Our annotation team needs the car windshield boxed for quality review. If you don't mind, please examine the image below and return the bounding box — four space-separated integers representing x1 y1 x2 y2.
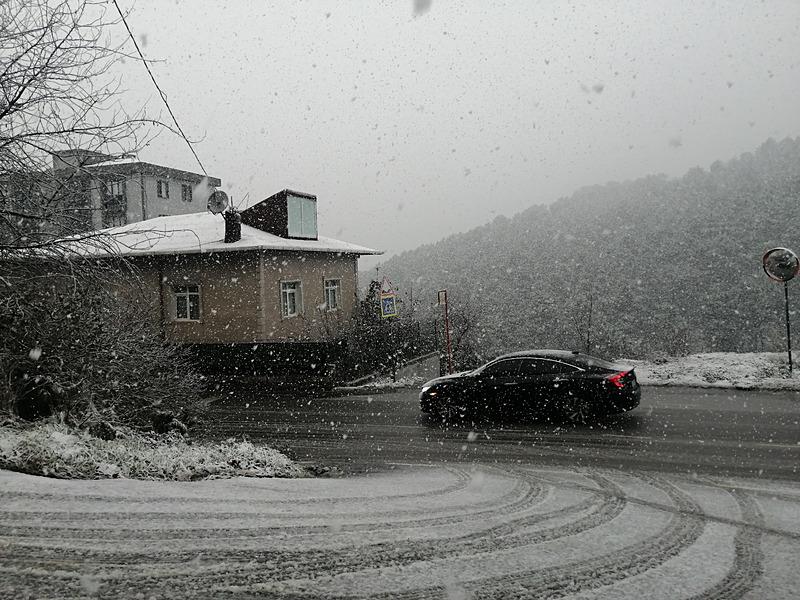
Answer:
2 1 798 598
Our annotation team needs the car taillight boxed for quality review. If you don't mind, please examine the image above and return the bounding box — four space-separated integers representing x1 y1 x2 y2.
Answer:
606 370 630 389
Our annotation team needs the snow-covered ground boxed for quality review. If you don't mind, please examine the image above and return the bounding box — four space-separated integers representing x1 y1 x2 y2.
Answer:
1 463 798 598
628 352 800 391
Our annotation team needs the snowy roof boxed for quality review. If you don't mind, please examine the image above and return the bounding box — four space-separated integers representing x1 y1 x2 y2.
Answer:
77 212 382 258
83 156 140 168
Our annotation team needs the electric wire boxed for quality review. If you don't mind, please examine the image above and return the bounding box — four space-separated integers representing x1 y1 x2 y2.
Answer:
111 0 209 177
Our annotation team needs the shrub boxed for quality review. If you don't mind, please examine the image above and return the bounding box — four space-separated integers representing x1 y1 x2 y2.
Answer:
0 421 305 480
0 256 206 429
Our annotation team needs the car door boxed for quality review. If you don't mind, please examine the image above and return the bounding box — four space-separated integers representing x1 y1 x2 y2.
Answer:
472 358 522 416
515 359 582 413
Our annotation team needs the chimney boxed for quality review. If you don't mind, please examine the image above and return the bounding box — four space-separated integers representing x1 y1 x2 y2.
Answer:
223 210 241 243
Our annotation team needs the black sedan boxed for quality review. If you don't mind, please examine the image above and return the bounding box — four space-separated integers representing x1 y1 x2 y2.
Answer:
419 350 640 422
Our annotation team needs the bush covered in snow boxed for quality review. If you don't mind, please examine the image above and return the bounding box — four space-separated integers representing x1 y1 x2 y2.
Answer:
0 421 305 480
0 258 207 430
627 352 800 390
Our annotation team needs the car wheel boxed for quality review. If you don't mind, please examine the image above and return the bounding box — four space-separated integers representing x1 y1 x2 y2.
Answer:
439 401 469 424
562 392 592 423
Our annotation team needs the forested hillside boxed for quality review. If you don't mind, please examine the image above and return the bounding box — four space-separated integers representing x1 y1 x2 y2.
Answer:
377 138 800 359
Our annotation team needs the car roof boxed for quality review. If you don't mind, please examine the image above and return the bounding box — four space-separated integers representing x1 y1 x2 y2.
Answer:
489 350 625 370
494 349 588 361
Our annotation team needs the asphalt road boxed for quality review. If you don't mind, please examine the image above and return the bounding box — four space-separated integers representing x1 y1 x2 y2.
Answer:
207 385 800 480
3 386 799 598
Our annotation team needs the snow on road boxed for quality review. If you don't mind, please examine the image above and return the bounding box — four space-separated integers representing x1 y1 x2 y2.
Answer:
1 464 798 599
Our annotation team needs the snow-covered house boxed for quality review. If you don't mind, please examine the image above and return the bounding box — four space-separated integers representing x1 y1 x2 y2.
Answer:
51 149 223 229
0 149 221 244
83 189 381 382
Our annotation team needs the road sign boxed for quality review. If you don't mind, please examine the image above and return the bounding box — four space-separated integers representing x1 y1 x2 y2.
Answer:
381 275 395 294
763 247 800 282
762 247 798 375
380 293 398 318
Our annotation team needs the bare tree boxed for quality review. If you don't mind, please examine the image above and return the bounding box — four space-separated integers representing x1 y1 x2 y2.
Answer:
0 0 157 251
445 297 485 370
0 0 203 428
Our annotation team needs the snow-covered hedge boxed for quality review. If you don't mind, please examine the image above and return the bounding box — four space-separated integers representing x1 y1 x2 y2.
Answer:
0 422 305 480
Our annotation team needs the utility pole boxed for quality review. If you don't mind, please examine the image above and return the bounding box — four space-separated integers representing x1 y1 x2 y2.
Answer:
438 290 453 374
586 287 593 353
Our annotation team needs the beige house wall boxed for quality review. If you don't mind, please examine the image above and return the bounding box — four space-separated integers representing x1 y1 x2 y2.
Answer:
159 252 263 344
130 249 359 344
260 250 358 341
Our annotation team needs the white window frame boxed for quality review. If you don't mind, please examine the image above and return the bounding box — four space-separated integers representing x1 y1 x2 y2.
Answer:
324 278 341 311
157 179 170 199
286 194 317 238
280 280 303 318
110 180 125 200
173 284 201 321
103 180 126 227
181 183 192 203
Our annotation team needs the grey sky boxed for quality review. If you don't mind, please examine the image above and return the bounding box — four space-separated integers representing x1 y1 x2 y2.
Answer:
115 1 800 268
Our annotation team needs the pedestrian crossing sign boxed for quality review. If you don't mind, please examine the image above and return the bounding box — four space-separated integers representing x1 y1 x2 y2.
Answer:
380 293 398 318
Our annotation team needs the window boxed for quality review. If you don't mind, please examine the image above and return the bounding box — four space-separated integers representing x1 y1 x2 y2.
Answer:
324 279 341 311
173 284 200 321
517 359 580 377
480 359 520 378
110 180 125 199
102 180 126 227
157 179 169 199
181 184 192 203
280 281 302 317
286 194 317 238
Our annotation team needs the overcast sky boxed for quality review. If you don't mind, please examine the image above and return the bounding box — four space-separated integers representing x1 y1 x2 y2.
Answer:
115 1 800 268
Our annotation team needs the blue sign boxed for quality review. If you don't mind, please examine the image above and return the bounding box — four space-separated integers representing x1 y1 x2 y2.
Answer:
380 293 398 318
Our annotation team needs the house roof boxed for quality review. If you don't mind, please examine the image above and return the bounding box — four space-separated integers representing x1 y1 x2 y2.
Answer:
85 160 222 187
78 212 382 257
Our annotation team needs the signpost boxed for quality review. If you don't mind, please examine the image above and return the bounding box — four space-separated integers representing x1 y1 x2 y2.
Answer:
438 289 453 374
379 275 398 318
762 247 800 375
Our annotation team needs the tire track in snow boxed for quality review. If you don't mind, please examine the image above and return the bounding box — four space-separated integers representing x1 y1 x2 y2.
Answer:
686 488 764 600
0 465 797 599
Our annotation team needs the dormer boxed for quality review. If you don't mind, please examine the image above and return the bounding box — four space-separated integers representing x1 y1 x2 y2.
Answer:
241 189 318 240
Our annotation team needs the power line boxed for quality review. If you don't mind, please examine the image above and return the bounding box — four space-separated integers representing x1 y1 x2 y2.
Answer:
112 0 209 177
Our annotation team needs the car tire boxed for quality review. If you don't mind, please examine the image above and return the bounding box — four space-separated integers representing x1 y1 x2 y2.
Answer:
561 392 593 423
440 400 471 425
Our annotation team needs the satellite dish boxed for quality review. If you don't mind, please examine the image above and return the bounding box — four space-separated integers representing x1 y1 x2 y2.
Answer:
207 190 229 214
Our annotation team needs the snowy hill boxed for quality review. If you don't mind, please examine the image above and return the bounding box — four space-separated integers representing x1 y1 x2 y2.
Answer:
377 138 800 359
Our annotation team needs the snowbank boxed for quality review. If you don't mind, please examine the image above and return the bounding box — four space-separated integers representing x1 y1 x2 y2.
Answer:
625 352 800 391
337 375 427 395
0 423 306 480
